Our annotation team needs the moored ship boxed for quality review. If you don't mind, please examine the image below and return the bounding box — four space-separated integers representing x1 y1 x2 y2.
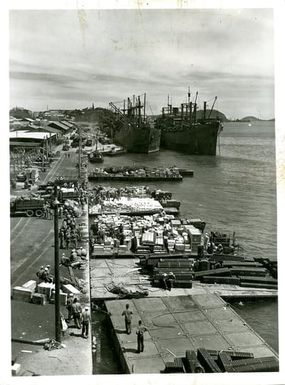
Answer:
156 92 223 155
109 94 161 153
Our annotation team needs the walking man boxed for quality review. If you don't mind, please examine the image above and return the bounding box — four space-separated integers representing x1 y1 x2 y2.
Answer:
136 320 148 353
81 306 91 339
122 303 133 334
65 229 70 250
71 298 82 329
66 293 74 323
59 228 65 249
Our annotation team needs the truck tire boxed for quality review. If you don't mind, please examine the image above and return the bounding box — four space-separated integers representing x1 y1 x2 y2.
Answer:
35 209 44 218
26 209 34 217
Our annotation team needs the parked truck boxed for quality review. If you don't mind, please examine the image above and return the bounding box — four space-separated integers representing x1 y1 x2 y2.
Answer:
10 197 46 217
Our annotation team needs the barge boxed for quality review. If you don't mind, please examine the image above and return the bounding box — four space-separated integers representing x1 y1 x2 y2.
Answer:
88 166 183 182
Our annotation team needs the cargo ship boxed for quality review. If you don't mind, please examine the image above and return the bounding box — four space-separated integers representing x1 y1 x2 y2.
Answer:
156 92 223 155
109 94 161 153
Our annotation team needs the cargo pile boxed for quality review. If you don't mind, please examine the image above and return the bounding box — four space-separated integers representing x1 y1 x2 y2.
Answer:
139 253 277 289
12 278 81 306
90 212 204 255
88 166 183 181
88 186 174 205
194 258 278 289
89 197 163 215
88 185 150 203
162 348 279 373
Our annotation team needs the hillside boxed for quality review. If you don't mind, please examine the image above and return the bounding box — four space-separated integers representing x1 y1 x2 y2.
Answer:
196 109 228 122
10 107 33 119
239 116 261 122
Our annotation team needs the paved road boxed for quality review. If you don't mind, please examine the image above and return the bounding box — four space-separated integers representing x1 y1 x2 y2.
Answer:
10 149 79 287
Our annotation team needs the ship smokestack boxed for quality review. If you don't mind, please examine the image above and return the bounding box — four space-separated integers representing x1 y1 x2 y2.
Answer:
203 101 207 120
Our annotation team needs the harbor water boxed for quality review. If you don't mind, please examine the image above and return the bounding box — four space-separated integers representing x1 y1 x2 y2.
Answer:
90 121 278 373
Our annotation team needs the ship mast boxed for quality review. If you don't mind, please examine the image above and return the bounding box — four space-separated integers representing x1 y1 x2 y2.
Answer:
143 93 146 122
208 96 217 119
187 86 191 117
193 91 198 123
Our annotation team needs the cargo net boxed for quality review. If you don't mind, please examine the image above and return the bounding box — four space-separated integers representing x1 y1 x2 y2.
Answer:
43 339 65 351
105 282 149 299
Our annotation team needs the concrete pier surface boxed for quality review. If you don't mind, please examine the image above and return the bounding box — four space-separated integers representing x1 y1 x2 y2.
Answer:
105 294 278 374
90 258 278 301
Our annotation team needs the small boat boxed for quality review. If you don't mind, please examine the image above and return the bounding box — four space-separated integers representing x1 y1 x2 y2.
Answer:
88 150 104 163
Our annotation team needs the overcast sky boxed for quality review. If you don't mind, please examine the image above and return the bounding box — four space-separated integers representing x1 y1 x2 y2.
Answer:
10 8 274 119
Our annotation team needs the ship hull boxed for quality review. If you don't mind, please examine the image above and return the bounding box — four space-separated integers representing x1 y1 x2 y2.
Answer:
160 121 221 155
113 125 161 153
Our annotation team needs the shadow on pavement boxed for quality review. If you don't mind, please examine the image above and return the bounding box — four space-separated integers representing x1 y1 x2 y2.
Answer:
122 348 137 353
69 332 83 337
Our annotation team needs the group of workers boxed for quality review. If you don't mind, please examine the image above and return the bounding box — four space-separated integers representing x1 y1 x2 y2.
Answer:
159 271 176 291
36 264 53 283
90 221 125 252
42 202 55 220
59 207 82 250
121 304 148 354
60 247 87 268
66 294 90 339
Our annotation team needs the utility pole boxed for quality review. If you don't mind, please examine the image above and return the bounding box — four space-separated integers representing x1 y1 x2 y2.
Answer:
143 93 146 122
53 184 61 343
78 125 82 183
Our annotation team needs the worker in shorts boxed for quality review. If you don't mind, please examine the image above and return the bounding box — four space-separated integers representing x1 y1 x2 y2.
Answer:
136 320 148 353
122 304 133 334
81 306 91 339
66 293 74 323
71 298 82 329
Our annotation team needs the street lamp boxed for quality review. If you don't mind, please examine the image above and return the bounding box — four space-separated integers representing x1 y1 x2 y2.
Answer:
53 185 61 343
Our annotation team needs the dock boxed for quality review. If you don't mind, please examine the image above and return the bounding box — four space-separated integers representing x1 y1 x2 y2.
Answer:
104 294 278 373
90 258 278 301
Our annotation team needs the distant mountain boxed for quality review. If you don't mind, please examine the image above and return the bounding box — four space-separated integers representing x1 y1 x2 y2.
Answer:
235 116 275 122
239 116 261 122
10 107 33 119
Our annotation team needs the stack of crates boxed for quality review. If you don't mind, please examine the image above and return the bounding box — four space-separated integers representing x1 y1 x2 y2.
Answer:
185 225 202 253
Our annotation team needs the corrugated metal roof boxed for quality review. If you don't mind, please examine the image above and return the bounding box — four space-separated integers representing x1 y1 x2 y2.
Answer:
61 120 74 128
10 131 56 140
48 121 69 131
